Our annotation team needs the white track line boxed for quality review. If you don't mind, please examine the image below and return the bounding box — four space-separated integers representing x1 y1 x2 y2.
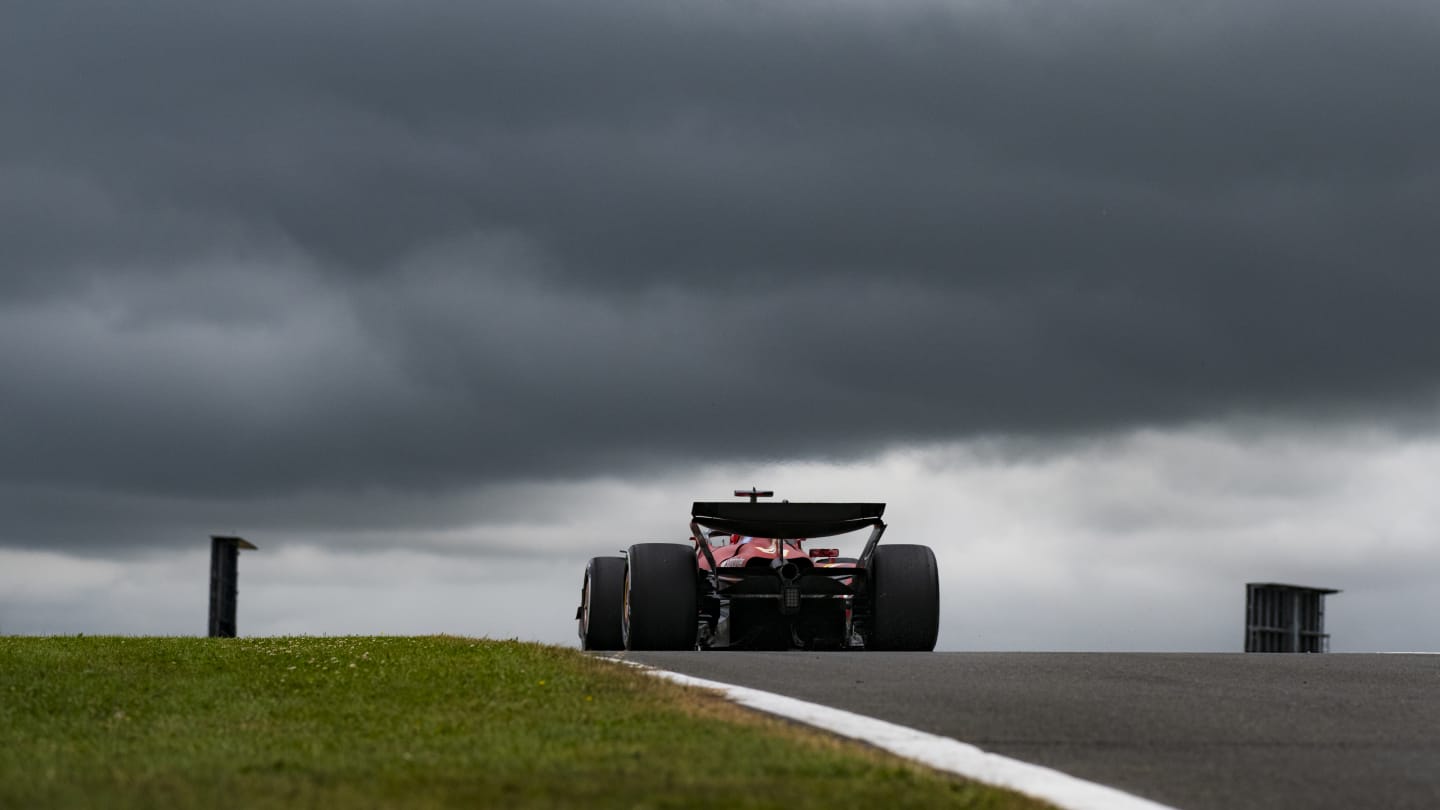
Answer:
628 662 1178 810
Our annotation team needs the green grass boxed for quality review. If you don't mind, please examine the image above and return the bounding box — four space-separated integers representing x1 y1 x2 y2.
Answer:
0 636 1051 809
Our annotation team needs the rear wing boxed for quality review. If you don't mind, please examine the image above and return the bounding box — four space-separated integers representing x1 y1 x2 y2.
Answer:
688 501 890 584
691 502 885 539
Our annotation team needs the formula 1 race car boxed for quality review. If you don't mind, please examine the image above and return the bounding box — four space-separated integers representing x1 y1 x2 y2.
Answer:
577 490 939 651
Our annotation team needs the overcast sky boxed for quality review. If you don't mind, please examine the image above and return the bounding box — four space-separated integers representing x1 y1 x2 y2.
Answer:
3 0 1439 650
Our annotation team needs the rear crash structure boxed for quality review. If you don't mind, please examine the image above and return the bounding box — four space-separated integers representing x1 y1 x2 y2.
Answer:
577 491 939 652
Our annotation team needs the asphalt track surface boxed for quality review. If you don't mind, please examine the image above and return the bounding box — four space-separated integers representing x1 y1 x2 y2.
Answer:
616 652 1440 810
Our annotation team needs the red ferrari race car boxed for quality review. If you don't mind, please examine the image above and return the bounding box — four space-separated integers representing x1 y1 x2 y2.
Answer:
577 489 939 651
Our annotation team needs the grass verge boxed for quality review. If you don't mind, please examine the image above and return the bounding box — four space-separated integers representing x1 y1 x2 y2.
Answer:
1 636 1051 809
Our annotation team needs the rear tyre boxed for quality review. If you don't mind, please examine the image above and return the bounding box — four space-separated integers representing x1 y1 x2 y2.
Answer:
578 557 626 651
867 544 939 651
623 543 699 651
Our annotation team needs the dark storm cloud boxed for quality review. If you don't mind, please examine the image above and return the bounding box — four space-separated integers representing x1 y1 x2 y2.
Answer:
4 0 1440 550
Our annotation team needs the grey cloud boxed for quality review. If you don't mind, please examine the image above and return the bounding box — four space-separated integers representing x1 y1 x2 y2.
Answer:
8 0 1439 286
4 0 1440 552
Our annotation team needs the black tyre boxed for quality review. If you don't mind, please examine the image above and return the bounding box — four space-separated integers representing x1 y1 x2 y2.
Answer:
623 543 699 651
578 557 626 651
867 544 940 651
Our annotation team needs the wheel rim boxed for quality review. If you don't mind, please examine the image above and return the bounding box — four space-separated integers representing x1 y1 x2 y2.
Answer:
621 567 632 648
580 572 593 643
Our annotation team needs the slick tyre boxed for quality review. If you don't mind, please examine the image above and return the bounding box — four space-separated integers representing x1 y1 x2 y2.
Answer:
868 544 940 652
578 556 626 651
623 543 699 651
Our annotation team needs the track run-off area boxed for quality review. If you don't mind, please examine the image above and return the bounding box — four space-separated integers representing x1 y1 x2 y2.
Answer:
613 652 1440 810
